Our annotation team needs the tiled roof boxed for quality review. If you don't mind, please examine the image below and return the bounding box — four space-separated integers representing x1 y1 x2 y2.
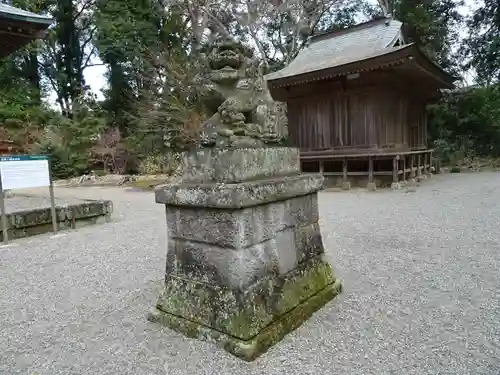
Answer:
0 3 52 25
266 17 405 82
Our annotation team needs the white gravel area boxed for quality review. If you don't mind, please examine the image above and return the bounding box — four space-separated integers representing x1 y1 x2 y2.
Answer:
0 173 499 375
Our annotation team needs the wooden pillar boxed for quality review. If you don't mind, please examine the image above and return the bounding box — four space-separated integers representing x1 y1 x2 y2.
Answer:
392 156 399 183
402 155 407 181
423 153 429 174
410 155 415 178
341 157 351 190
368 156 374 183
417 154 422 177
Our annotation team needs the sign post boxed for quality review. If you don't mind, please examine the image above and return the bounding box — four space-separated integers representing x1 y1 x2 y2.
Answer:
0 155 57 244
48 159 58 235
0 173 8 245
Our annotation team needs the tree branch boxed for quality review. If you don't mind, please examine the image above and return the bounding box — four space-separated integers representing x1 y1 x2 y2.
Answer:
73 0 96 22
82 46 98 71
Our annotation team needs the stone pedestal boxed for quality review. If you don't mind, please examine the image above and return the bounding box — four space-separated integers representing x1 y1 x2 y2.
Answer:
391 182 401 190
407 178 417 187
148 147 341 361
366 181 377 191
341 181 351 190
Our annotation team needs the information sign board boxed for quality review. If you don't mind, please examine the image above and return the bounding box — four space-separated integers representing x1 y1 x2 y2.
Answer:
0 155 50 190
0 155 57 244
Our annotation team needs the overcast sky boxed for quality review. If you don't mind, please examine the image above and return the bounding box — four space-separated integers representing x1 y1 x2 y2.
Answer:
65 0 477 105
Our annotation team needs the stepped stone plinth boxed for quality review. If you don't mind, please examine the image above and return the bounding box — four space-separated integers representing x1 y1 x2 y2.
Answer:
148 147 342 361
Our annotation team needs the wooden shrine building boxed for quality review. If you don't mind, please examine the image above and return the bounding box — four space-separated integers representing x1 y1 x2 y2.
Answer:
0 2 52 58
0 2 52 155
266 16 456 188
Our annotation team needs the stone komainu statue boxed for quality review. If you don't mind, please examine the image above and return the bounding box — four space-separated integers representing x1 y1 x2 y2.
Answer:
199 37 288 148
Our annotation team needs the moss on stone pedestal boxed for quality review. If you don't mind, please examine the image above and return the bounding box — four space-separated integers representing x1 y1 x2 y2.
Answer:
148 256 342 361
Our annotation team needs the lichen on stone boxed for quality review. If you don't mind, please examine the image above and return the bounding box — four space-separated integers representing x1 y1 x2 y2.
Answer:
149 273 342 361
198 37 288 148
155 255 339 341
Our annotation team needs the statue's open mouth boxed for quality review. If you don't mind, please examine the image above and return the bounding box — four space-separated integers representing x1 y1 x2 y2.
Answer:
210 53 240 71
208 66 239 84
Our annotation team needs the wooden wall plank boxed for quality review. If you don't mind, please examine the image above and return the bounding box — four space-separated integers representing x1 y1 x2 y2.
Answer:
284 73 430 152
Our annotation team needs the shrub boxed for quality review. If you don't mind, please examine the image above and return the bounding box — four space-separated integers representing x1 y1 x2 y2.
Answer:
37 142 89 180
137 152 180 175
428 85 500 164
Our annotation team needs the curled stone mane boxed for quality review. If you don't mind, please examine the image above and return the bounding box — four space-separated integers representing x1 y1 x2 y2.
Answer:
199 37 288 148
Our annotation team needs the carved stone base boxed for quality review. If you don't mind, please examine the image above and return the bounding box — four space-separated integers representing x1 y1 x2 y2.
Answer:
149 261 341 361
150 148 341 360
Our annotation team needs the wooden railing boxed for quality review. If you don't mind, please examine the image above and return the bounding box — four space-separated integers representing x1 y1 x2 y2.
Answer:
300 148 433 184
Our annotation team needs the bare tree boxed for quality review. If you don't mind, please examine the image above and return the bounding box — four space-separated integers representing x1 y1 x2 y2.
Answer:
376 0 391 16
134 0 360 151
168 0 349 70
93 127 131 174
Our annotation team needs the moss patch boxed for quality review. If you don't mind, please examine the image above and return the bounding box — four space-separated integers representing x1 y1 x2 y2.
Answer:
148 278 342 361
155 256 335 340
129 178 168 191
151 256 342 359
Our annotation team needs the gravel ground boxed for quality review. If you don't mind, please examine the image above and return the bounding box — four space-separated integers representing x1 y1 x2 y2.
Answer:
0 173 499 375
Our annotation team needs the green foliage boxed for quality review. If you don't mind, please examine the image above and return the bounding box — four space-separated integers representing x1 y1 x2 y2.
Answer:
37 0 97 117
428 86 500 163
133 52 209 153
0 43 44 115
137 153 180 175
0 56 51 152
95 0 167 135
35 105 106 179
464 0 500 85
0 43 105 179
393 0 463 74
36 142 75 179
110 4 211 155
0 0 497 179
